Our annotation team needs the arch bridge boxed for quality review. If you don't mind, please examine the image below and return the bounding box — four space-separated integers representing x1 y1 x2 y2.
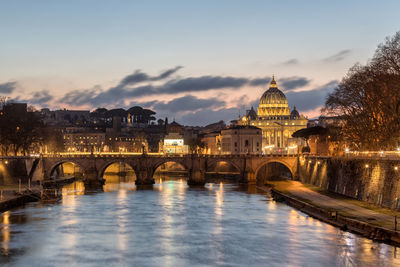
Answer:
37 154 299 187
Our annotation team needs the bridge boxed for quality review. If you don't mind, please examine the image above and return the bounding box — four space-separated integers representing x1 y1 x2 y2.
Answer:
30 153 298 187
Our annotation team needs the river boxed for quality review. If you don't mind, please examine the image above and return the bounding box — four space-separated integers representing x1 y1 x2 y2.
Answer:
0 175 399 266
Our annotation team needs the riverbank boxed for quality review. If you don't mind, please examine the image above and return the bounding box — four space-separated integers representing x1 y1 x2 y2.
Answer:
0 177 75 212
0 189 41 212
263 181 400 246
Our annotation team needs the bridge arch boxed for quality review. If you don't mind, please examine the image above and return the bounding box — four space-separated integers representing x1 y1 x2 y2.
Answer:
100 161 137 190
206 159 241 173
99 161 136 179
152 160 189 180
49 161 84 179
255 160 294 184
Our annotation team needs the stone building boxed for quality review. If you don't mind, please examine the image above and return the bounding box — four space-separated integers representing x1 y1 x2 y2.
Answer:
239 76 307 153
202 131 222 154
63 132 106 152
221 125 262 155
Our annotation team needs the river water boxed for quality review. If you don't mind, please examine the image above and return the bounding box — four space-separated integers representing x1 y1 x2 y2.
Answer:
1 176 400 266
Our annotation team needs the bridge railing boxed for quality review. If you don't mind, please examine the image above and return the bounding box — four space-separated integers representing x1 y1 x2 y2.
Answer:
38 152 299 159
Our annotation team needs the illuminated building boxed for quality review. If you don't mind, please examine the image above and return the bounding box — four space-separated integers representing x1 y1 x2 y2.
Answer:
163 120 188 154
163 133 188 154
63 132 106 152
202 131 222 154
221 125 262 155
239 76 307 153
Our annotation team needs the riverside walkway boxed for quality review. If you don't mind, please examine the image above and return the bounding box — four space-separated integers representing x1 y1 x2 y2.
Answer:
269 181 400 231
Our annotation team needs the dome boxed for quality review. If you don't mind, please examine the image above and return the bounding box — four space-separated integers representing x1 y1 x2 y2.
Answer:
257 76 290 118
290 106 300 119
259 76 288 105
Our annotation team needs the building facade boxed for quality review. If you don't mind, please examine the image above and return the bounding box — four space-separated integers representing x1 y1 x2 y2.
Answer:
63 132 106 152
202 131 222 154
221 126 262 155
239 76 307 154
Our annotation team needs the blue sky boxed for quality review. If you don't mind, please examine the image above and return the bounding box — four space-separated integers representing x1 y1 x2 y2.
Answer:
1 0 399 125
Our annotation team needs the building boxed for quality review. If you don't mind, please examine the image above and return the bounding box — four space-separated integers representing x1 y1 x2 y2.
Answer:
167 121 183 134
163 121 188 154
239 76 307 153
221 125 262 155
105 134 148 153
2 103 27 115
41 108 90 126
202 131 222 154
163 133 188 154
63 132 106 152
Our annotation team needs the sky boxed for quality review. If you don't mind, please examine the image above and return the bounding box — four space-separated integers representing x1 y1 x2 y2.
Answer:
1 0 400 125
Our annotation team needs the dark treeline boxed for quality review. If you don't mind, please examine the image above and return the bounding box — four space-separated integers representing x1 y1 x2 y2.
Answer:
90 106 156 125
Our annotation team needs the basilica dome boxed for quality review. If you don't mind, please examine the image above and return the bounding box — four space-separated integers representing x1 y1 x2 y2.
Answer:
257 76 290 118
259 77 288 105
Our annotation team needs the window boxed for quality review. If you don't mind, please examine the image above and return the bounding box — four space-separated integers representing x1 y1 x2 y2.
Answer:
257 142 259 147
245 140 249 147
234 142 237 147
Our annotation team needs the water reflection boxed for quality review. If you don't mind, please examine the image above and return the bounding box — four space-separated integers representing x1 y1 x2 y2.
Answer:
103 174 136 192
103 162 137 192
1 211 9 256
0 176 399 266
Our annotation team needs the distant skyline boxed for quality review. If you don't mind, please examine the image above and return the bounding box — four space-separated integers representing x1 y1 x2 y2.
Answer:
1 0 400 125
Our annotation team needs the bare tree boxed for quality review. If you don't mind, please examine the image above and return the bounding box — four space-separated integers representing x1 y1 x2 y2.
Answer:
324 32 400 150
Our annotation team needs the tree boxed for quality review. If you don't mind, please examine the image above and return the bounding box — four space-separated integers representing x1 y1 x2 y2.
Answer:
324 31 400 150
127 106 156 124
39 126 64 153
105 108 127 119
188 137 205 154
157 118 164 125
292 126 328 147
90 108 108 120
0 104 43 155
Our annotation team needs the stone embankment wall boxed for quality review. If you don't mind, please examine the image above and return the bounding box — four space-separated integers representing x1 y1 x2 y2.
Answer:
299 156 400 210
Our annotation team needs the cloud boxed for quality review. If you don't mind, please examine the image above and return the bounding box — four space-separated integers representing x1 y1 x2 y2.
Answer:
286 80 338 111
29 90 54 105
134 95 225 114
119 66 183 87
173 80 337 125
249 77 271 86
179 107 239 126
279 76 311 91
7 67 334 125
60 66 184 107
119 70 151 86
160 76 249 94
0 82 17 94
152 95 225 113
157 66 183 80
282 58 299 65
14 90 54 106
60 86 102 106
59 70 276 107
323 49 352 62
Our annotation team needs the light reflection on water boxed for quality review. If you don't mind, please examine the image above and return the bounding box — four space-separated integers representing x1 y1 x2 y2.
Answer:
0 176 399 266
